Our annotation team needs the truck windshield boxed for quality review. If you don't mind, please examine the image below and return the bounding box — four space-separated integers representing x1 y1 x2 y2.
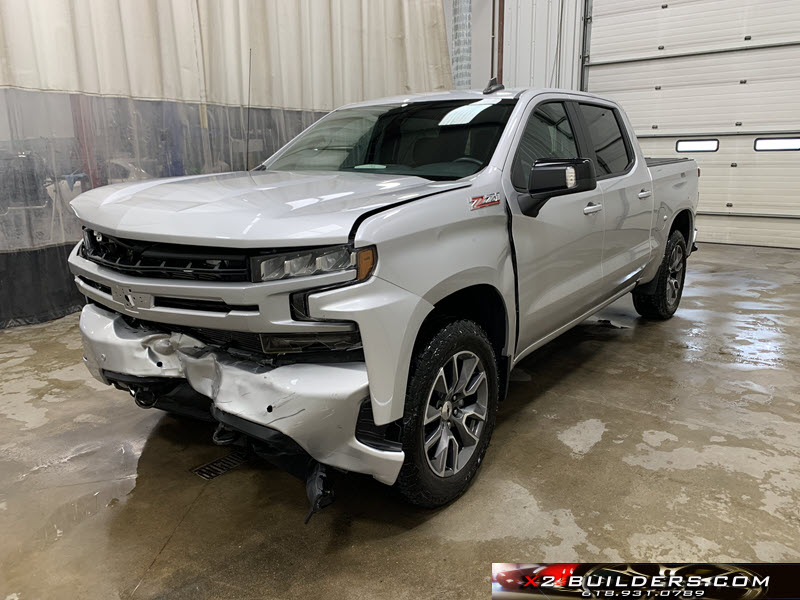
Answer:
263 99 517 181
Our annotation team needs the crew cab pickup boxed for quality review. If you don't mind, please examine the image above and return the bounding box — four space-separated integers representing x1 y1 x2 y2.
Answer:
68 87 698 512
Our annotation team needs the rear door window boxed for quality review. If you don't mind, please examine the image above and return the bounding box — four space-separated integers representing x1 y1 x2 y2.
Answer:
578 104 632 177
510 102 579 190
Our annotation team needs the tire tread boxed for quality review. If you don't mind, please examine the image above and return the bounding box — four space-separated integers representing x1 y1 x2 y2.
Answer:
394 319 498 507
632 230 687 320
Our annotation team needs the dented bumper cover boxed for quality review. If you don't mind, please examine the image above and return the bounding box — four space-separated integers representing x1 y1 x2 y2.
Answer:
79 303 405 485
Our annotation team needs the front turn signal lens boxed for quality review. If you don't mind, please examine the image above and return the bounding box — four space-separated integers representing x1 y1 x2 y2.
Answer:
356 247 377 281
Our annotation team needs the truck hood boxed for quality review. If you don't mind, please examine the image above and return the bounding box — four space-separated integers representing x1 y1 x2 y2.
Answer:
70 170 465 248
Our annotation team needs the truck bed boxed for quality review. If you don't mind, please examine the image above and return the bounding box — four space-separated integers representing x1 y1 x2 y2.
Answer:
645 157 692 167
645 156 698 228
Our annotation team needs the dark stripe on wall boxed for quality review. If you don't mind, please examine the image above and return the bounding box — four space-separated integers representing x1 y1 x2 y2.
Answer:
0 243 85 328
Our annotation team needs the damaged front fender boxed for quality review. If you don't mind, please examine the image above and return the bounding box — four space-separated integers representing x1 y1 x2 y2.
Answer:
306 275 433 426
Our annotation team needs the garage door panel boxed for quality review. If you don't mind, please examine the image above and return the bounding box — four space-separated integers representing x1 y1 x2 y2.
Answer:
587 45 800 135
587 0 800 248
587 46 799 94
597 84 798 135
640 136 800 217
590 0 800 63
697 214 800 248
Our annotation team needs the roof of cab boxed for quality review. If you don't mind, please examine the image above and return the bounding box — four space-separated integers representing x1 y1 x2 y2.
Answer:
338 87 611 109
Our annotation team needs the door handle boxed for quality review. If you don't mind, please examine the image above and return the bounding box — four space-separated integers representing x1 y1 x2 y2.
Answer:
583 202 603 215
638 189 652 199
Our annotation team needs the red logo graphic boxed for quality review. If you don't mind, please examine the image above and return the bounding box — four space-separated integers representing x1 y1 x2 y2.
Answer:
523 575 539 587
470 192 501 210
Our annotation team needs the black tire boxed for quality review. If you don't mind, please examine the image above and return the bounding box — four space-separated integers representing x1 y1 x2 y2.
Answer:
395 319 499 507
632 229 687 320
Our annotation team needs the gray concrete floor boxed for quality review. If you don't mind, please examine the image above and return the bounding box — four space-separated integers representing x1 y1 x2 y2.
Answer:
1 243 799 599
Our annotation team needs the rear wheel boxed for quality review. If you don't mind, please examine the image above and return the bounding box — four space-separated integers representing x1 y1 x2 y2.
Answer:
395 320 499 507
632 229 687 320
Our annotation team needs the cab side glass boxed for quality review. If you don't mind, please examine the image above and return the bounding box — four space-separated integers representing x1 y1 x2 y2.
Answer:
511 102 578 190
578 104 632 176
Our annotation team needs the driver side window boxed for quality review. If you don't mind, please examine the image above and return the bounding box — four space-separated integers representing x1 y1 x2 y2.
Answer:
511 102 578 190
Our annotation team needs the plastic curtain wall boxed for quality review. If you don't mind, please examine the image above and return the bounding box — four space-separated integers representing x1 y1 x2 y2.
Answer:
0 0 453 328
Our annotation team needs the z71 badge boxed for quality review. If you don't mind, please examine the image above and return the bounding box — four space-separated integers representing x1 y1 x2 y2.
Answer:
470 192 501 210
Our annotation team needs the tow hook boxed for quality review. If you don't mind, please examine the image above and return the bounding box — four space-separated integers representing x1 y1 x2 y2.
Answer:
304 462 335 524
212 423 241 446
131 388 157 409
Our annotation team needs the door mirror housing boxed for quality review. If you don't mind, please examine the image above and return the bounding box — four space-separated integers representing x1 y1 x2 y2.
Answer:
520 158 597 217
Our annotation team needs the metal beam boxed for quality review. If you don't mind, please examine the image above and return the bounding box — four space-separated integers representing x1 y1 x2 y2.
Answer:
697 212 800 220
579 0 593 91
497 0 505 84
586 40 800 68
637 130 800 139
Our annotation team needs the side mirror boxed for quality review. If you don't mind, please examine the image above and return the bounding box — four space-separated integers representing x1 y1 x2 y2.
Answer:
520 158 597 217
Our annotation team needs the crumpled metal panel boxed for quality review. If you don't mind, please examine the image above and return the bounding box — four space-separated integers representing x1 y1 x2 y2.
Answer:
178 349 404 485
79 303 205 382
78 303 405 485
307 275 434 428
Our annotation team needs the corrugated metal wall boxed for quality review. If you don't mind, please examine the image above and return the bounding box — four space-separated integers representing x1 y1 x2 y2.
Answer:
585 0 800 248
501 0 584 90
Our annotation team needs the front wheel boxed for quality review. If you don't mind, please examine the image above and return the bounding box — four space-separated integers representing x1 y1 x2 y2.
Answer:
395 320 499 507
632 229 687 320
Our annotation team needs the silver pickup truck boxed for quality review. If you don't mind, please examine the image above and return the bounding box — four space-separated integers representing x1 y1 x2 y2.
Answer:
68 86 698 515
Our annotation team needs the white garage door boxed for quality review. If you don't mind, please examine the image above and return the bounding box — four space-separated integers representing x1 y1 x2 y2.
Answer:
584 0 800 248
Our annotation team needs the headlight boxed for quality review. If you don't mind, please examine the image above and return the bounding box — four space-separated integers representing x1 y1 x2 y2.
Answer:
251 245 376 282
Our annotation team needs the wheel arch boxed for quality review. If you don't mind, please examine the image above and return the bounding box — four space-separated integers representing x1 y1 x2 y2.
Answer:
414 283 512 402
669 209 693 245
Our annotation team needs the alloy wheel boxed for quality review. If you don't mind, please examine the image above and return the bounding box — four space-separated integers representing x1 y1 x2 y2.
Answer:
423 350 488 478
666 243 685 308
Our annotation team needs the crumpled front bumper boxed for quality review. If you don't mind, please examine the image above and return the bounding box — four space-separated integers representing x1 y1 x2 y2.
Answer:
79 303 405 485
